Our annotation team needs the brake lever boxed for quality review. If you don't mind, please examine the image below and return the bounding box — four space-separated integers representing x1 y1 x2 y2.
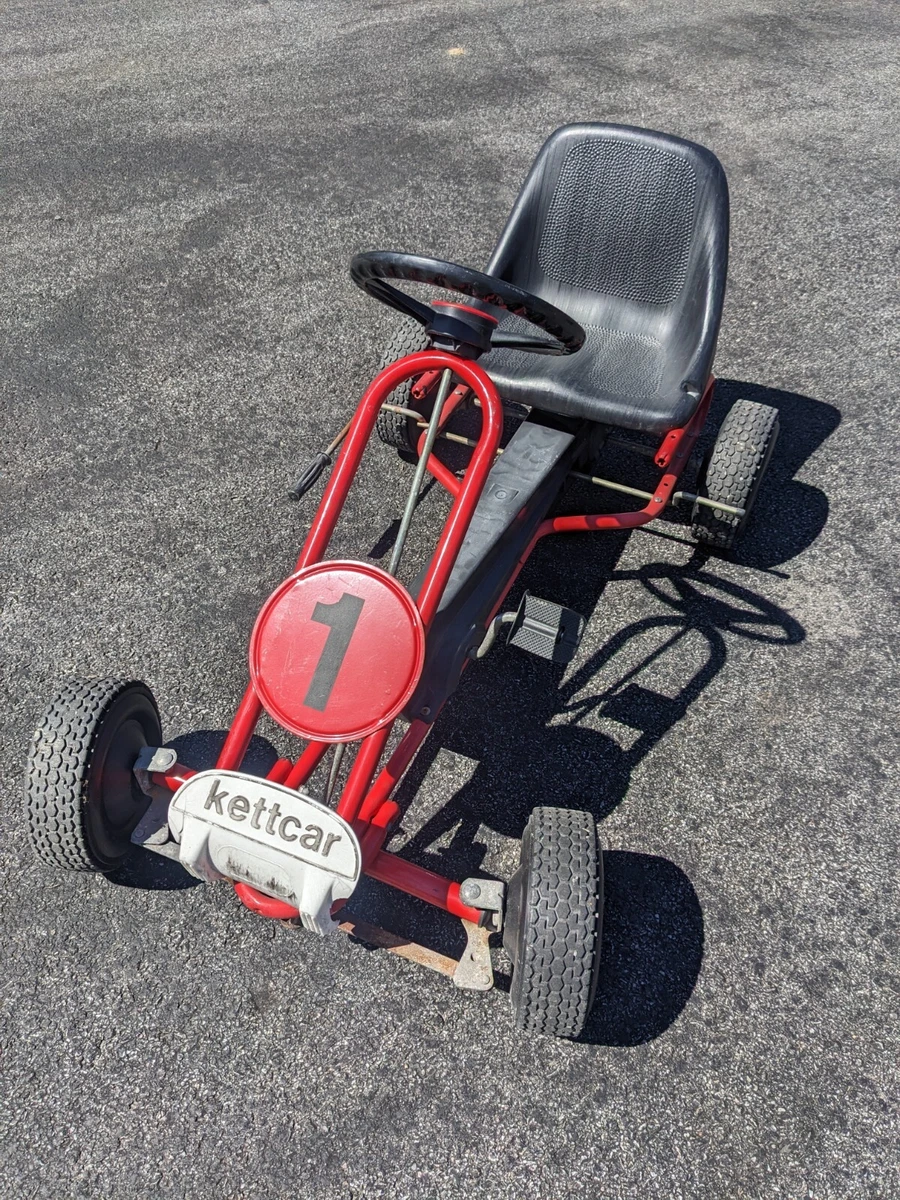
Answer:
288 416 354 501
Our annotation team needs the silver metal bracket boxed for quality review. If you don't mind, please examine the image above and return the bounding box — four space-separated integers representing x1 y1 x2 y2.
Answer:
130 792 180 861
133 746 178 800
333 913 495 992
458 878 505 932
471 612 516 660
452 919 494 991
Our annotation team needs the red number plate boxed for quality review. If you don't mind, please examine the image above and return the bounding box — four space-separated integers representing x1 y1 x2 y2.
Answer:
249 561 425 741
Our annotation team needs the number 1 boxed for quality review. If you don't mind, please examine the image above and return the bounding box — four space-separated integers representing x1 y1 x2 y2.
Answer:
304 592 365 711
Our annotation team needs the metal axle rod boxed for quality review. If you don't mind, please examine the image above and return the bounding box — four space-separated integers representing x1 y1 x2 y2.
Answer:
380 403 746 519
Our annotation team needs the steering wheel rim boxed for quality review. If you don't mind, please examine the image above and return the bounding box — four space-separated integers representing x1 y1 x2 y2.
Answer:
350 251 585 356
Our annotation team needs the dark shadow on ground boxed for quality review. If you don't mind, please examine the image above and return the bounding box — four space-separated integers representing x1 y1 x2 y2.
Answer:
374 548 803 1035
530 378 838 572
348 554 802 1015
347 848 704 1049
581 851 704 1046
395 562 804 857
165 730 280 776
109 847 200 891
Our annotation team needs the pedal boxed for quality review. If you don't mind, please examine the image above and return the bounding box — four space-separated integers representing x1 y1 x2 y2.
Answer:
507 592 585 664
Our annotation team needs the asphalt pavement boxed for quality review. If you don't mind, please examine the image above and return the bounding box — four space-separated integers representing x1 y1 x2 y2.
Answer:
1 2 898 1197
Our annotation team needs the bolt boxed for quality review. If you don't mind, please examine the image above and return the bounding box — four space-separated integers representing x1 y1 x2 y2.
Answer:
421 706 431 718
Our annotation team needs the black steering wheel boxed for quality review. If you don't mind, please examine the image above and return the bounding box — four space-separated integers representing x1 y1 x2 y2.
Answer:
350 251 585 356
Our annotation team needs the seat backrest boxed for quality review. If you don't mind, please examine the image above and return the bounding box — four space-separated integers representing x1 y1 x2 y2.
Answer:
487 124 729 389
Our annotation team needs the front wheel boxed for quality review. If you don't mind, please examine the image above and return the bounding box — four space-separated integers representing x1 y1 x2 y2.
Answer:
504 806 604 1038
24 678 162 872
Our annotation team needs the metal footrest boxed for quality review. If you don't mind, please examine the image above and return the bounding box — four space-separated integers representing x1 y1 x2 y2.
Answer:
507 592 585 664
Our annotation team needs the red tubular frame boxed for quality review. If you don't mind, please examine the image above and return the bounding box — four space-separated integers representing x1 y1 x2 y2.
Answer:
535 378 713 539
183 357 714 927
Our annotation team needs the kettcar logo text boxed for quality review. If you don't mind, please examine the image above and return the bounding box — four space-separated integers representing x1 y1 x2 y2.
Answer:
203 777 344 859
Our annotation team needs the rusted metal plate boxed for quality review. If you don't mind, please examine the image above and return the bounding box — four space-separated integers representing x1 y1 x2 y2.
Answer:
337 914 459 978
452 918 494 991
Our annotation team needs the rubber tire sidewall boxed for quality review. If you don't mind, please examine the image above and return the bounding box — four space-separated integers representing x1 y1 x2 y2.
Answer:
374 321 434 457
84 686 162 866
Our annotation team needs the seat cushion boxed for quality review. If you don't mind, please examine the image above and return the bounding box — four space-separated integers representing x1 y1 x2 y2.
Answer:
480 312 699 436
480 123 729 436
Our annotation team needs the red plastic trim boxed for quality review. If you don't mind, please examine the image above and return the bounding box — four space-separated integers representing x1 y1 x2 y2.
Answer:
431 300 499 325
249 560 426 743
234 882 299 920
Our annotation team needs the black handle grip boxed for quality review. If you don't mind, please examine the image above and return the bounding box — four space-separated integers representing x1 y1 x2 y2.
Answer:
288 452 331 501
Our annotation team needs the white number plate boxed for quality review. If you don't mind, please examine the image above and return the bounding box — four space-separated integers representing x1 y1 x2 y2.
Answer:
168 770 361 934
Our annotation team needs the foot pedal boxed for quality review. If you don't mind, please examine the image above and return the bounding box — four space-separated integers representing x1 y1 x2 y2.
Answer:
507 592 585 664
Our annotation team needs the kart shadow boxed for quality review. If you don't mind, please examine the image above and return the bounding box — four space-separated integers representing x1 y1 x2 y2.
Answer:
580 850 704 1047
395 556 805 844
387 539 804 1041
349 849 703 1049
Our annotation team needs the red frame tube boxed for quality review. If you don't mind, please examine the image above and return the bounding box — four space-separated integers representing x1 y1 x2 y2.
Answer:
216 685 263 772
267 758 293 784
283 741 329 789
335 727 393 824
535 379 713 539
419 385 471 497
356 718 430 826
366 852 482 922
204 356 714 926
294 352 502 577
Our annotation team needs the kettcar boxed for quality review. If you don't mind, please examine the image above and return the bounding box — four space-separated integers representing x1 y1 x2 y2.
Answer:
25 124 779 1039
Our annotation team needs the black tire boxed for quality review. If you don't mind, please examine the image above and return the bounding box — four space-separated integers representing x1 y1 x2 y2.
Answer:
692 399 780 550
374 321 433 456
25 678 162 872
504 806 604 1038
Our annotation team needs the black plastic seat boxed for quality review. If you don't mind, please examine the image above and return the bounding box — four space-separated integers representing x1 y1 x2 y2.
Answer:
480 123 729 436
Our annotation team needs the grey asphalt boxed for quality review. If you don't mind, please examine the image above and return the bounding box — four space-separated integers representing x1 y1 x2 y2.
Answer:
2 1 898 1197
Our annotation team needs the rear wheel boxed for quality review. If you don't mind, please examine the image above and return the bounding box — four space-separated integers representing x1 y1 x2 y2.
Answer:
374 321 433 457
505 806 603 1038
25 678 162 872
692 399 779 550
374 320 526 460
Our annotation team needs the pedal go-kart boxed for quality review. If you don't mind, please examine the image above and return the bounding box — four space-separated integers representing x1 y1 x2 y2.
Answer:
25 124 778 1038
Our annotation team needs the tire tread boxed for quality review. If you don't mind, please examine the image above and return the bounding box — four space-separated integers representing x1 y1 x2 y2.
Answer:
692 398 779 549
512 806 602 1038
374 322 433 452
25 678 151 872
